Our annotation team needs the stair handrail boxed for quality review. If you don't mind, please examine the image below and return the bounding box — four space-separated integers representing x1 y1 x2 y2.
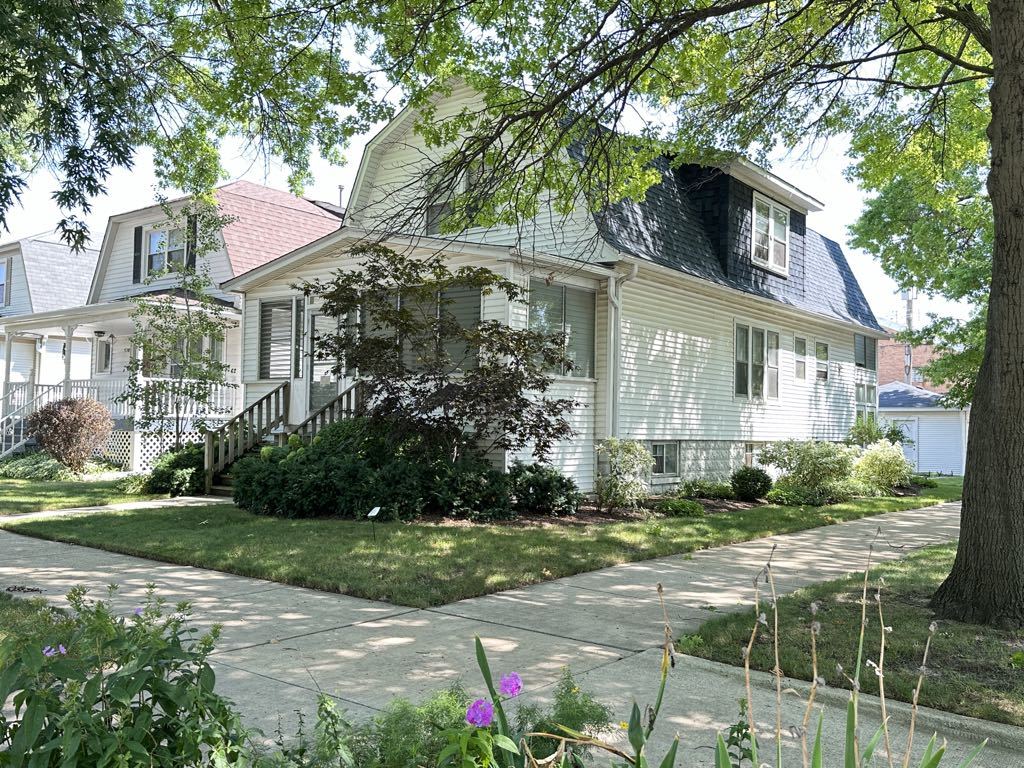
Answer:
290 380 364 443
203 382 289 493
0 383 64 459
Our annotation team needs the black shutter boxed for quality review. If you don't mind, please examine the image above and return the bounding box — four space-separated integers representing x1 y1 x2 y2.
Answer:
867 337 877 371
132 226 143 283
185 214 198 270
854 334 866 367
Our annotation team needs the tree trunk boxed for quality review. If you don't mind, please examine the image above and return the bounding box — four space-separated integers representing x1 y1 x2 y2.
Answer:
931 0 1024 628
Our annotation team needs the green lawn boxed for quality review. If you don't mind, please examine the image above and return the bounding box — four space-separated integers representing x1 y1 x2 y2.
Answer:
0 478 164 516
0 592 71 656
0 478 962 608
679 541 1024 727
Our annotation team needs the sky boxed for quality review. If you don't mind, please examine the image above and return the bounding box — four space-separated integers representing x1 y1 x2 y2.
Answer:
5 127 972 331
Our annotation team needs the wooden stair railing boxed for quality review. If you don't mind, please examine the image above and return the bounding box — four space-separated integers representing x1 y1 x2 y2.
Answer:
204 382 288 493
290 381 363 442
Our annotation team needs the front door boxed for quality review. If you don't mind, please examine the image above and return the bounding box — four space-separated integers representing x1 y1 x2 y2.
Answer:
308 313 343 413
892 418 918 470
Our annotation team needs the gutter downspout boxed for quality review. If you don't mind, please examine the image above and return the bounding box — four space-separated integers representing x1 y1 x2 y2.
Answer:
607 259 638 439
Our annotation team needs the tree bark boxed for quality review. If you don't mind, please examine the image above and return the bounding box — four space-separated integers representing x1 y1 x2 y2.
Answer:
931 0 1024 628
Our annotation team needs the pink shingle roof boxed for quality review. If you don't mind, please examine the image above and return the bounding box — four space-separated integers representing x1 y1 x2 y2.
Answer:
214 181 342 276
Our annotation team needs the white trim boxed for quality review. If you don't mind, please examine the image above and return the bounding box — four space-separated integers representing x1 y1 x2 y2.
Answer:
650 440 680 478
733 318 781 401
724 158 824 213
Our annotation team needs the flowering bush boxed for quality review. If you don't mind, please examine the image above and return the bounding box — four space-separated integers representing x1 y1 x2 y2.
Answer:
595 438 652 509
853 440 914 492
25 398 113 472
758 440 859 491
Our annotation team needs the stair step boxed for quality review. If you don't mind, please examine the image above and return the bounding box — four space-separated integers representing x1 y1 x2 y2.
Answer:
209 485 234 498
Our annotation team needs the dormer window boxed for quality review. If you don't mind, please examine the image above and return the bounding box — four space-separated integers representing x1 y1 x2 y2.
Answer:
0 258 8 307
752 193 789 275
146 227 185 274
425 161 486 235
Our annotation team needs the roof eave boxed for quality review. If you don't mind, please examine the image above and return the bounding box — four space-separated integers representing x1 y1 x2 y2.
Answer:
722 158 825 213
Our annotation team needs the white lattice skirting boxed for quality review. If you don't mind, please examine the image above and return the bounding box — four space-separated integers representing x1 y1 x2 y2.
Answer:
97 430 202 472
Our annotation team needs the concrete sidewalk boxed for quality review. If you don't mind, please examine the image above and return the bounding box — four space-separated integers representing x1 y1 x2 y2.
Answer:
2 500 1019 765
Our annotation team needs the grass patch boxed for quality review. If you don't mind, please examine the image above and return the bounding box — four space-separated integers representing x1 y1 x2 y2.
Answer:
0 478 163 516
680 541 1024 727
0 592 71 658
0 478 963 608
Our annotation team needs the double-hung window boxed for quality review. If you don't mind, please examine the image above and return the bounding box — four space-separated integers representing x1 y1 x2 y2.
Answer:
651 442 679 476
528 279 595 378
146 228 185 275
794 336 807 380
856 383 877 422
854 333 877 371
735 323 780 399
752 193 790 275
398 288 482 371
95 339 112 374
816 342 830 381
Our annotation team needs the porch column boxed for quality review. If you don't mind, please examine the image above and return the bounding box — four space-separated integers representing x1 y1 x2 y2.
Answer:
62 324 77 398
2 332 12 415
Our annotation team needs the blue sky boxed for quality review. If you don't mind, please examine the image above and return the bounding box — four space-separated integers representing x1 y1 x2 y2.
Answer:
4 129 972 330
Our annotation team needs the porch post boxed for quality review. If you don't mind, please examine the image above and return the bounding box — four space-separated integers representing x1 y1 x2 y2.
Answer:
2 332 13 415
62 324 77 398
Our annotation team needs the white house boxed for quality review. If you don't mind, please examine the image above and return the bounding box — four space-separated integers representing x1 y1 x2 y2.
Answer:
0 233 98 396
213 86 885 492
0 181 342 468
879 381 967 475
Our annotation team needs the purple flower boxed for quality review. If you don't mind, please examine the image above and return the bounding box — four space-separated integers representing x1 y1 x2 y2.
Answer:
58 645 67 655
465 698 494 728
498 672 523 698
133 607 144 616
42 646 56 658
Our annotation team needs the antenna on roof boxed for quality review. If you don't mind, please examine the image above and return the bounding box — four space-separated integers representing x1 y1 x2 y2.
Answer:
902 288 916 384
338 185 345 207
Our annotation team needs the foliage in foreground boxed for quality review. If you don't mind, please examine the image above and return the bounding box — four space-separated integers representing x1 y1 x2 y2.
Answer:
25 399 113 472
595 438 652 509
144 443 206 497
0 452 114 482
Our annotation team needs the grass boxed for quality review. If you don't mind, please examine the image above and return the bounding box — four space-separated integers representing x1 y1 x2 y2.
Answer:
0 478 164 516
678 541 1024 727
0 592 70 656
0 477 963 608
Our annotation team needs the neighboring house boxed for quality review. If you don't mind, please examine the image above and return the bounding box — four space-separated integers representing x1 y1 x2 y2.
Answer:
879 381 967 475
0 181 342 467
215 85 884 492
877 333 948 393
0 233 98 393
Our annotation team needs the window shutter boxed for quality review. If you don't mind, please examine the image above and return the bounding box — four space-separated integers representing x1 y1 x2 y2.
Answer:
132 226 143 283
259 300 293 379
854 334 866 367
185 214 198 270
867 337 877 371
3 257 11 307
564 287 595 378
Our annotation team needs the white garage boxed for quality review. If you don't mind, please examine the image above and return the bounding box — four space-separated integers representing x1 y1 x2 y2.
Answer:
879 381 968 475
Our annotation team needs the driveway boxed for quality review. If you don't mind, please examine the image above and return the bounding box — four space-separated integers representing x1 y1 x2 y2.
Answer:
2 500 1018 765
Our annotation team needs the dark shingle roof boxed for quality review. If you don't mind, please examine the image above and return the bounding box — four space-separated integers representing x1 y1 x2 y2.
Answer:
592 160 883 331
878 381 946 409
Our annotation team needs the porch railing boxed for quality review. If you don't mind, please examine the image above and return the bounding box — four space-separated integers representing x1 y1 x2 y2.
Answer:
0 384 63 459
290 381 364 443
204 382 289 493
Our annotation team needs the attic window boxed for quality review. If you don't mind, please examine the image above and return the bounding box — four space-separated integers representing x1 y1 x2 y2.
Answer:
0 259 7 307
146 227 185 274
752 193 789 276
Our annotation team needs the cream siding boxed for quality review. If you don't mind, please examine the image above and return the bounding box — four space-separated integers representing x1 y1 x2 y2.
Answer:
1 339 36 384
880 409 966 475
96 211 236 305
1 250 33 316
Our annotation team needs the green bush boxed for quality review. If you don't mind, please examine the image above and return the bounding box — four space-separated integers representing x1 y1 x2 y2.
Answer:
507 461 582 516
764 476 877 506
513 668 612 763
146 442 205 496
656 498 705 517
729 466 772 502
910 473 939 488
25 398 113 472
0 588 249 767
0 451 80 481
758 440 858 491
853 440 914 492
114 473 150 495
848 417 911 447
677 479 735 500
595 438 651 509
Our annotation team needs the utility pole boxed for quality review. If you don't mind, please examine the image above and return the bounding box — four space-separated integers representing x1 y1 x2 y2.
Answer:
902 289 915 384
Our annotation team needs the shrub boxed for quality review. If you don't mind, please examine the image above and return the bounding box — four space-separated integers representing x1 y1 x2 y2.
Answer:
656 498 705 517
757 439 858 491
25 398 113 471
853 440 914 493
114 472 150 495
507 462 582 516
848 417 912 447
595 438 652 509
677 479 735 500
730 466 772 502
146 442 205 496
0 451 78 481
434 457 513 521
513 668 612 763
910 473 939 488
0 588 249 766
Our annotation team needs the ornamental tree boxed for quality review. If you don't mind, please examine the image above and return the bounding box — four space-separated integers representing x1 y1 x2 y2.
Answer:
300 244 578 463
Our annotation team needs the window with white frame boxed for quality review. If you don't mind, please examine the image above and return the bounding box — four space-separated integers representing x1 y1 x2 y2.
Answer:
528 279 595 378
651 442 679 476
735 322 780 399
794 336 807 380
815 341 830 381
259 299 298 379
0 259 7 306
752 193 790 274
854 333 877 371
743 442 762 467
856 383 877 422
95 339 112 374
146 227 185 275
